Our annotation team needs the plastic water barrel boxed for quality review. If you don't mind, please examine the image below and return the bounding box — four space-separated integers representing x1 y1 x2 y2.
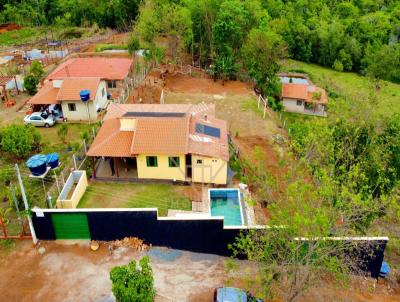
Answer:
26 154 47 176
380 261 390 278
46 153 60 169
79 90 90 102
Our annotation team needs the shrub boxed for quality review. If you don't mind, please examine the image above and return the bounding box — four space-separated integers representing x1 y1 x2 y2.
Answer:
127 35 140 55
30 61 44 79
24 74 39 95
95 44 128 52
110 256 156 302
333 60 344 72
0 124 41 158
57 124 69 145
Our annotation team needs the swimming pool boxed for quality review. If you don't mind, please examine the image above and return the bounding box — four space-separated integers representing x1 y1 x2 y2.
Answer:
279 76 309 85
209 189 244 226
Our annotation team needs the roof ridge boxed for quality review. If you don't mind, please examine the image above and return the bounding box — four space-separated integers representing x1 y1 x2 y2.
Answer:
88 120 121 154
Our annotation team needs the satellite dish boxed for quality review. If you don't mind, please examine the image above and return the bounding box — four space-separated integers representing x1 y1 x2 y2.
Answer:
79 90 90 102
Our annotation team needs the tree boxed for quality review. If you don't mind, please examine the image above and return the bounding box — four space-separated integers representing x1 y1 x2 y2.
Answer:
127 35 140 56
24 74 39 95
0 124 41 159
57 123 69 145
230 180 365 302
363 44 400 83
110 256 156 302
29 61 44 79
242 28 286 97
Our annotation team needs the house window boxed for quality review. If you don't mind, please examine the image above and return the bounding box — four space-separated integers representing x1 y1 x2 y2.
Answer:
168 157 180 168
102 88 105 97
68 103 76 111
212 159 218 163
296 100 303 106
196 159 203 164
146 156 158 167
108 80 117 88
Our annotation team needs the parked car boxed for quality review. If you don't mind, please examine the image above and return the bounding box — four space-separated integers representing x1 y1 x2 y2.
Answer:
214 287 263 302
24 112 56 127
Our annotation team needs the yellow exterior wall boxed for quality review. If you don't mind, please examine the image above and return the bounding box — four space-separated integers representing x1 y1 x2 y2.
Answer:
57 171 88 209
192 155 227 185
120 118 137 131
136 154 186 181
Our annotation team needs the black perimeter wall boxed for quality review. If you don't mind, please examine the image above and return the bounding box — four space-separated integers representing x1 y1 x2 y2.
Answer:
31 210 387 278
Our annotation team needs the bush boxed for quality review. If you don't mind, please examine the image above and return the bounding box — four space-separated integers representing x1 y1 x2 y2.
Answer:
333 60 344 72
110 256 156 302
57 124 69 145
24 74 39 95
95 44 128 52
30 61 44 79
127 35 140 55
0 124 41 159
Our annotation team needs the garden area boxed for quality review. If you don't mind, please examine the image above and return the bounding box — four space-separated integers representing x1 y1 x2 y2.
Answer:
77 182 192 216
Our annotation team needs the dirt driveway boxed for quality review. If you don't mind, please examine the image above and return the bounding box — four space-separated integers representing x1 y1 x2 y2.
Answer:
0 241 227 302
1 241 399 302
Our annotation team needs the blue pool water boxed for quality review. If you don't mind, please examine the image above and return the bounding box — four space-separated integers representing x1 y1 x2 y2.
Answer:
279 76 309 85
210 189 243 226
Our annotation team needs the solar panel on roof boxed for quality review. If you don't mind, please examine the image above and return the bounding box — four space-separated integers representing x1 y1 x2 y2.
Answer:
195 123 220 138
122 112 186 118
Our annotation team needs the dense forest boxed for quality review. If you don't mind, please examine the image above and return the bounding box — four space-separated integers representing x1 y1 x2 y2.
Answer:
1 0 399 83
134 0 400 83
0 0 140 29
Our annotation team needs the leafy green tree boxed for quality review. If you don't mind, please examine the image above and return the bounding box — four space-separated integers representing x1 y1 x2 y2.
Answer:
57 123 69 145
127 35 140 56
363 43 400 82
110 256 156 302
29 61 44 79
0 124 41 159
242 28 286 97
24 74 39 95
230 181 359 302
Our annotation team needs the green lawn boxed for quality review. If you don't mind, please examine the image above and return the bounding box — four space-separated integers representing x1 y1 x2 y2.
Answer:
284 59 400 117
78 182 192 216
0 26 102 48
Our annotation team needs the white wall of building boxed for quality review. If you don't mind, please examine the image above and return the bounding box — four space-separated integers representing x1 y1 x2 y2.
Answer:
60 81 108 122
283 98 305 113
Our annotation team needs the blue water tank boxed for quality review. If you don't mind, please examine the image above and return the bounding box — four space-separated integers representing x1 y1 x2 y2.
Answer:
380 261 390 278
79 90 90 102
46 153 60 169
26 154 48 176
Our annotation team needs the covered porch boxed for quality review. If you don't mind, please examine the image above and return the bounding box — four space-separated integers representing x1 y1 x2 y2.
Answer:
92 157 138 180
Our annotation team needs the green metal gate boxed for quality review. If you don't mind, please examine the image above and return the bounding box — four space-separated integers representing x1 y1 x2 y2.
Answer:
51 213 91 239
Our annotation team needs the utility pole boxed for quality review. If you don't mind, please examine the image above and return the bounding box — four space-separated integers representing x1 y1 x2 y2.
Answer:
15 164 38 244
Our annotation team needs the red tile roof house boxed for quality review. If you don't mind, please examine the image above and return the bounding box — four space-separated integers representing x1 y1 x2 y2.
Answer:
27 57 133 122
87 103 229 185
280 82 328 117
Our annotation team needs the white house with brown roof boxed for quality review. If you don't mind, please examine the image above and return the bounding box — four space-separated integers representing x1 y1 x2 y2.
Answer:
27 57 133 121
87 103 229 185
280 75 328 117
47 57 133 99
28 77 108 121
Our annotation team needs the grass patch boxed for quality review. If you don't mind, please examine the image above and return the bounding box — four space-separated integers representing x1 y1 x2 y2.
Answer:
95 44 127 52
0 26 103 48
78 182 192 216
284 59 400 116
0 27 41 46
0 239 16 251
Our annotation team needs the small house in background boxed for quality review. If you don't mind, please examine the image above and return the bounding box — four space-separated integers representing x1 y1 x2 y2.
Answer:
87 103 229 185
28 77 108 121
279 73 328 117
46 57 133 99
26 56 133 122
